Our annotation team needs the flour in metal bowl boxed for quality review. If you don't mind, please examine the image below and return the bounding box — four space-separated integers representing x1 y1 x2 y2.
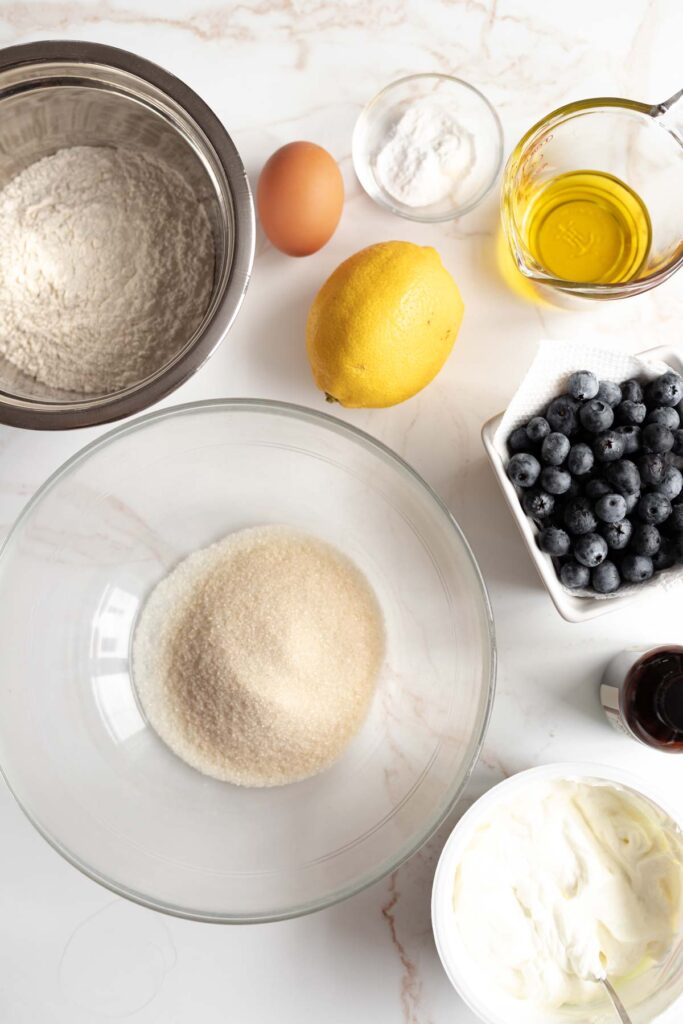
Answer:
0 146 214 394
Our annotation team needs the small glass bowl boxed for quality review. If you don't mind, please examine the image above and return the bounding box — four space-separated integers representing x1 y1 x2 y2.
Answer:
353 73 503 222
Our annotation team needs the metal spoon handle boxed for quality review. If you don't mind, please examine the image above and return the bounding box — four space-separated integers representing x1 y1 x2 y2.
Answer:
651 87 683 142
602 978 633 1024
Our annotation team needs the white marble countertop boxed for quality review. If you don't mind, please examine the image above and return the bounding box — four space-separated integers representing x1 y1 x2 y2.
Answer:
1 2 682 1021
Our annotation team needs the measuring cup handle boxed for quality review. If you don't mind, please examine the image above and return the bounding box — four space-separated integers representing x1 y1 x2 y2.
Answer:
652 88 683 141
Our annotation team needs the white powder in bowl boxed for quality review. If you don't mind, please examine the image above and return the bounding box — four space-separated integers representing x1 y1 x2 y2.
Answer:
132 526 385 787
0 146 214 394
374 99 476 208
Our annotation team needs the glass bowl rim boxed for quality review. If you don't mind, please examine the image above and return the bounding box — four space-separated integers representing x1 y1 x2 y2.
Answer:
0 397 497 923
352 72 504 223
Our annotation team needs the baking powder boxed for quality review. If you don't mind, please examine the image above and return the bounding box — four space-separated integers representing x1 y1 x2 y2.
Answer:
374 99 476 208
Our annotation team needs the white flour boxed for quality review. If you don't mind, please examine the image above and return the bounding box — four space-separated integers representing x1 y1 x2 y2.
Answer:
374 99 476 208
0 146 214 394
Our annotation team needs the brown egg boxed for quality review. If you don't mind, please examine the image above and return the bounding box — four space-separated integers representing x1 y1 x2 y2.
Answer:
257 142 344 257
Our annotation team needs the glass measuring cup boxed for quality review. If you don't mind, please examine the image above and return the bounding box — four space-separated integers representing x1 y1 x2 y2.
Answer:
501 89 683 304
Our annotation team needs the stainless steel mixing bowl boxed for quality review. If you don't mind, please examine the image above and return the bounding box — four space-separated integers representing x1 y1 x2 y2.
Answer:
0 41 255 429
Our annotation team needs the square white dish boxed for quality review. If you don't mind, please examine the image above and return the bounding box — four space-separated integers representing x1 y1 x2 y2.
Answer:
482 344 683 622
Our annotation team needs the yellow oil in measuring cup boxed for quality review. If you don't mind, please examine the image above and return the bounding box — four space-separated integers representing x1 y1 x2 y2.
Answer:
501 90 683 304
518 170 652 285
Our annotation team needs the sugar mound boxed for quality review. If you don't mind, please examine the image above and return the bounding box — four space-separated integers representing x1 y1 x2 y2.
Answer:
132 526 385 786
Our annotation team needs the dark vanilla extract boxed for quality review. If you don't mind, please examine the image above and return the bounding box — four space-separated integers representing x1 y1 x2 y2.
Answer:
601 646 683 751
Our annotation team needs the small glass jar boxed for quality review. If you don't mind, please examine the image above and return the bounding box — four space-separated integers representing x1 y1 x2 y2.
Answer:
601 645 683 751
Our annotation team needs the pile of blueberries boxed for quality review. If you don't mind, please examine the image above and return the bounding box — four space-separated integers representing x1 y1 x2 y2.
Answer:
506 368 683 594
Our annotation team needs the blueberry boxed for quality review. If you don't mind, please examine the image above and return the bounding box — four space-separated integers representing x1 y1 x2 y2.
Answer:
605 459 641 494
621 553 654 584
507 452 541 488
647 406 680 430
616 400 647 426
646 371 683 408
593 430 626 462
669 505 683 532
623 491 640 514
638 453 668 486
541 432 570 466
574 532 608 568
641 422 674 454
621 379 644 403
673 429 683 456
508 427 530 453
631 523 661 557
567 443 594 476
653 537 677 571
585 478 611 499
656 465 683 501
601 518 633 550
522 489 555 519
592 560 621 594
568 370 599 402
597 380 622 408
563 477 581 500
526 416 551 444
560 560 591 589
637 491 672 525
614 425 641 456
563 497 598 535
595 493 627 524
537 525 571 557
580 398 614 433
540 466 572 495
546 395 580 436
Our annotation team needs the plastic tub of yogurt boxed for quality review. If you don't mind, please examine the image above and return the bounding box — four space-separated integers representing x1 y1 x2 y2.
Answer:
432 763 683 1024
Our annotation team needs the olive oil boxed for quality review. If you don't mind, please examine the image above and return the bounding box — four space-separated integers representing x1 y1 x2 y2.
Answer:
519 170 651 285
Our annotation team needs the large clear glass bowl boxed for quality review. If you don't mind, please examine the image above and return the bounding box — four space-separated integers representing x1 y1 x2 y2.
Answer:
0 400 495 922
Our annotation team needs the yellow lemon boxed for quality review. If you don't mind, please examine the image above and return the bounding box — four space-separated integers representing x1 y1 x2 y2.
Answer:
306 241 464 408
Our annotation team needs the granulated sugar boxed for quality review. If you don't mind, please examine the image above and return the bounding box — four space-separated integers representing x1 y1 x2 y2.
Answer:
132 526 385 786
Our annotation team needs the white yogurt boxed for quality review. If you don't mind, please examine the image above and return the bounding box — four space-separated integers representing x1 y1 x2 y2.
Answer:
452 779 683 1008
